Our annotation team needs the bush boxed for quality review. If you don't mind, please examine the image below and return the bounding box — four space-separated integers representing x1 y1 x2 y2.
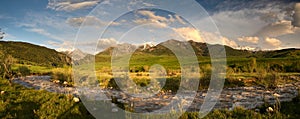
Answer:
18 66 31 77
51 67 72 83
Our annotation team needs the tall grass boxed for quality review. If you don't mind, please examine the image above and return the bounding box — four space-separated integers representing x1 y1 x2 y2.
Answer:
51 66 73 83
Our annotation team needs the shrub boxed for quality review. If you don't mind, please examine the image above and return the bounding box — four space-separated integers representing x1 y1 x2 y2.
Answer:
18 66 31 77
51 67 72 83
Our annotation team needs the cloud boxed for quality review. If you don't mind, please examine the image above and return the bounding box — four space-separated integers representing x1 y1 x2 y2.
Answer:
133 10 187 28
67 16 104 27
292 3 300 27
67 16 119 27
263 37 282 49
172 27 203 42
222 37 238 48
18 11 75 36
200 31 238 48
142 2 156 7
133 10 169 28
26 28 64 41
47 0 100 12
237 36 259 44
97 38 118 50
48 40 74 51
174 15 186 25
256 20 295 37
211 9 268 38
207 0 295 39
137 10 168 22
171 28 238 48
127 1 156 10
133 19 168 28
0 15 14 20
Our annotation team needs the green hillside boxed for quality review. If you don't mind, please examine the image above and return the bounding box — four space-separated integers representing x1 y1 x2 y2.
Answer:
0 41 71 67
260 48 300 58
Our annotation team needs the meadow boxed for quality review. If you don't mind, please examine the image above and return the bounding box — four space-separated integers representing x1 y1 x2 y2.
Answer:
1 51 300 118
95 54 300 91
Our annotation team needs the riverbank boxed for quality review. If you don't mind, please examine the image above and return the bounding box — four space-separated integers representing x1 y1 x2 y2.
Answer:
12 76 300 113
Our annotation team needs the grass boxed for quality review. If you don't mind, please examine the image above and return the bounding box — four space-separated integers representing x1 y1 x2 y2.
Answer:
12 64 53 75
51 66 73 84
94 55 300 90
0 79 94 119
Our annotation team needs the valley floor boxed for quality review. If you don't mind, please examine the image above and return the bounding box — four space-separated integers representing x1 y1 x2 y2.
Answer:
11 76 300 115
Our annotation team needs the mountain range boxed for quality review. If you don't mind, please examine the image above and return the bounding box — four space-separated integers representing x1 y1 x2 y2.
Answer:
1 40 300 67
96 39 300 58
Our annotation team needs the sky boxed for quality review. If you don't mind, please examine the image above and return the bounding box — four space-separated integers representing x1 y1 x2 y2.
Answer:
0 0 300 54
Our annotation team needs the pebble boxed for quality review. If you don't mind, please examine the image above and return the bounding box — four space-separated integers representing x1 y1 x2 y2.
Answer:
73 97 80 102
266 107 274 112
112 108 118 112
53 80 60 84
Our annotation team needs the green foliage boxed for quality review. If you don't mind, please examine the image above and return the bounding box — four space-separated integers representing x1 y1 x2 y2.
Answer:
51 67 73 83
285 61 300 72
250 58 257 73
107 77 181 92
280 90 300 118
0 28 4 39
162 77 180 92
224 78 245 87
0 54 15 79
17 66 31 77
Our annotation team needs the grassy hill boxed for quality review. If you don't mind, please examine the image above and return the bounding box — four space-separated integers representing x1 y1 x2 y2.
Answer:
0 41 71 67
260 48 300 58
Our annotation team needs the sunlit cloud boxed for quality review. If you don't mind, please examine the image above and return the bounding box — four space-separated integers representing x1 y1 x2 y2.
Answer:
47 0 101 12
222 37 238 48
133 10 169 28
172 27 203 42
263 37 282 49
133 10 187 28
97 38 118 50
238 36 259 44
48 40 74 51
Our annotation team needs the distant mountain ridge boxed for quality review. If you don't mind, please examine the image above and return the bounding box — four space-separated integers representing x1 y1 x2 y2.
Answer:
62 49 88 61
96 39 300 58
0 41 71 67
